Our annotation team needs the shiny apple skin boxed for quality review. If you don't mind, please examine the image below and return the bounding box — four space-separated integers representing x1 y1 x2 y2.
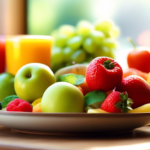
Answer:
14 63 56 103
41 82 84 113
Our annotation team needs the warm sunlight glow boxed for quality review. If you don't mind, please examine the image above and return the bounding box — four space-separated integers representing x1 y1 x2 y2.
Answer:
88 142 150 150
91 0 117 19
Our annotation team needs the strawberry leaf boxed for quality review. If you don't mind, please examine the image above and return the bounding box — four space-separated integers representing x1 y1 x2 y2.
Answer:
103 59 115 69
115 92 133 112
59 73 85 85
115 101 122 109
84 90 107 108
1 95 19 108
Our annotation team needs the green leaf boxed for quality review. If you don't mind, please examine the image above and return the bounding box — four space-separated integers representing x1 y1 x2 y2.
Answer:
116 92 133 113
1 95 19 108
115 101 122 109
59 73 85 85
84 90 107 108
103 59 115 69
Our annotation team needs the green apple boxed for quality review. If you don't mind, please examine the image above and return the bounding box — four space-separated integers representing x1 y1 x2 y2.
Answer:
41 82 84 113
0 73 16 102
14 63 56 103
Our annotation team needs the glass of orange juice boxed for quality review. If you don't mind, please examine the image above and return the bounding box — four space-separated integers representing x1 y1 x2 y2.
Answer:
6 35 52 75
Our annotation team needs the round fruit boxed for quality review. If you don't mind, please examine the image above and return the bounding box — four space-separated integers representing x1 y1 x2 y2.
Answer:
0 73 16 102
71 49 86 63
86 57 123 91
6 99 32 112
41 82 84 113
58 25 75 38
14 63 56 103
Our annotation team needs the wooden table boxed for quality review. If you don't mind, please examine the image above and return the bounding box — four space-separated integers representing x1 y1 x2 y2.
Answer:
0 125 150 150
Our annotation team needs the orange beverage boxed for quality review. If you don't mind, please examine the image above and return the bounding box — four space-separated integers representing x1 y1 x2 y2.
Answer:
6 35 52 75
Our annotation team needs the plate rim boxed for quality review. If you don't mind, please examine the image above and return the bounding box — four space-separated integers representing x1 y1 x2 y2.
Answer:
1 111 150 118
1 111 150 134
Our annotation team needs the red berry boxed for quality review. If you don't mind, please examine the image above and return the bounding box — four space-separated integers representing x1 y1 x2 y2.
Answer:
6 99 32 112
86 57 123 92
101 91 133 113
115 75 150 108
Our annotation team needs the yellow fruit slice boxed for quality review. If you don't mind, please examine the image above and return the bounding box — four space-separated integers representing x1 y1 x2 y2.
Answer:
87 108 108 113
129 103 150 113
147 72 150 84
33 103 41 112
32 98 42 106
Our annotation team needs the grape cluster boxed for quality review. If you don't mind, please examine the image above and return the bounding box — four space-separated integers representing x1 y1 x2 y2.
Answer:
51 19 120 72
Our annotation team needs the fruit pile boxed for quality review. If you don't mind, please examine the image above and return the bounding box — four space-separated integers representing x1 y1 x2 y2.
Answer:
85 56 150 113
51 19 120 72
0 63 85 113
1 55 150 114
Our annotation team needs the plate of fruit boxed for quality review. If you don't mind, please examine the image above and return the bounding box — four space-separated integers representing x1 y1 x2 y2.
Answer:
1 56 150 135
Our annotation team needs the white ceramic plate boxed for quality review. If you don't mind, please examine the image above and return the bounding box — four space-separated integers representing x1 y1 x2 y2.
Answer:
0 112 150 135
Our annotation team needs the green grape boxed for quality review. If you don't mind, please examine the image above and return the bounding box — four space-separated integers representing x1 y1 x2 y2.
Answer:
83 37 97 54
55 34 68 48
67 36 83 50
105 31 115 38
51 47 64 64
76 20 93 37
95 19 114 32
84 55 95 63
102 38 119 49
71 49 86 63
51 61 65 73
58 25 76 38
104 27 120 38
97 30 114 38
63 47 75 62
94 46 110 57
51 19 120 72
94 46 116 59
90 30 105 45
95 19 115 37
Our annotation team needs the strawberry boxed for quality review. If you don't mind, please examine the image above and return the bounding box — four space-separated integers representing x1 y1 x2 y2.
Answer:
6 99 32 112
86 57 123 92
101 91 133 113
115 75 150 108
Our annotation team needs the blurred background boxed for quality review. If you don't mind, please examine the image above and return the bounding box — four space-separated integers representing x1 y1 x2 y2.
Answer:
0 0 150 72
27 0 150 48
0 0 150 47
